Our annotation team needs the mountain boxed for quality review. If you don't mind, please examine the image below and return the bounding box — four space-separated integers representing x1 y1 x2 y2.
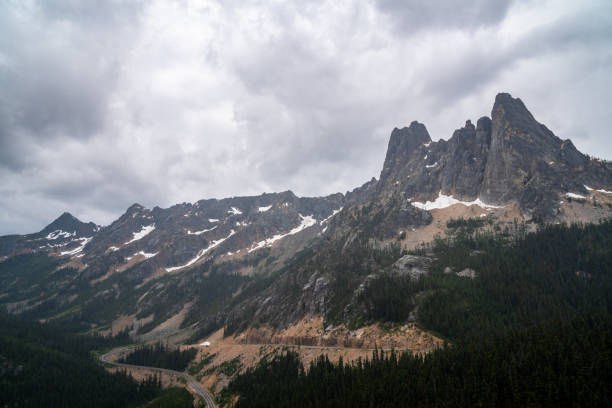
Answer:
1 93 611 345
0 212 99 259
375 93 612 223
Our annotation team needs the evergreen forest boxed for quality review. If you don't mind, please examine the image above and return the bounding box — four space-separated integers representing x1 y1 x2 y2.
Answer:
223 220 612 407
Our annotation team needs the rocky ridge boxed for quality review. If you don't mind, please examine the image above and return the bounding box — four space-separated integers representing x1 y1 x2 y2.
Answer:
1 93 611 344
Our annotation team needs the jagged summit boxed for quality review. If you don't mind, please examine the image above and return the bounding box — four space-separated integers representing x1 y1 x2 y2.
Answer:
126 203 146 213
41 212 79 233
41 212 97 236
372 92 612 222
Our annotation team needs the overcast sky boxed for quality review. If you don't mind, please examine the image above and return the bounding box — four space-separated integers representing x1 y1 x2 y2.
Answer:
1 0 611 234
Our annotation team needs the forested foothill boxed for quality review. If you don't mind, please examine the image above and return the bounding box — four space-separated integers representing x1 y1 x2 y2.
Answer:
0 313 197 407
223 219 612 407
0 312 155 407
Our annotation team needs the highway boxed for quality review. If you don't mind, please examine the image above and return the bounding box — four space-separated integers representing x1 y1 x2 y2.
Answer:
100 347 216 408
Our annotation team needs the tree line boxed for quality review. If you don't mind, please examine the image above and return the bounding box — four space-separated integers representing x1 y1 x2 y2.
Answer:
224 315 611 407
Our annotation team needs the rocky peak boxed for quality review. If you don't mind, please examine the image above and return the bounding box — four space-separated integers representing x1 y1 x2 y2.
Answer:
387 121 431 157
475 116 492 145
379 121 431 183
369 92 611 223
126 203 146 214
482 93 591 212
41 212 96 236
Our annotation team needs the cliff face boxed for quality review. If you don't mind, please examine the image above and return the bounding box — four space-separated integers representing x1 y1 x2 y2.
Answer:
371 93 612 223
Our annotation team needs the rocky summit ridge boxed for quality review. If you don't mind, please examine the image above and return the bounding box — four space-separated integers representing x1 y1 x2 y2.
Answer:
375 93 612 223
1 93 611 341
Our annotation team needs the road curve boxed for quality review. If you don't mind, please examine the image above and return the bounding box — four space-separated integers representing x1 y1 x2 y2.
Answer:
100 347 216 408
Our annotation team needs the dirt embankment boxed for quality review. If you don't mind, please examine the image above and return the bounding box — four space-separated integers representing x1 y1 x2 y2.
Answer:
186 316 443 395
231 316 442 351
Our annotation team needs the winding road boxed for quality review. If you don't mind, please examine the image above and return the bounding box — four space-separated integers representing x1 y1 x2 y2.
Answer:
100 347 216 408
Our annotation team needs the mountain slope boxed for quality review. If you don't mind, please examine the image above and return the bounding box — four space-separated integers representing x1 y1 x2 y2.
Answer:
0 212 99 259
1 93 611 344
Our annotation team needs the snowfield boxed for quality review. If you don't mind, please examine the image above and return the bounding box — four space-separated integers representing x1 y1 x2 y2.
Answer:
46 230 74 240
410 192 504 211
165 230 236 272
228 207 242 215
187 226 216 235
125 224 156 244
320 207 343 224
584 185 612 194
60 237 92 256
248 214 316 253
127 251 158 261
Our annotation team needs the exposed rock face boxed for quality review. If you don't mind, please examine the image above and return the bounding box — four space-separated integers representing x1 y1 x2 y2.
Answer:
392 255 432 280
481 93 592 220
373 93 612 222
456 268 477 279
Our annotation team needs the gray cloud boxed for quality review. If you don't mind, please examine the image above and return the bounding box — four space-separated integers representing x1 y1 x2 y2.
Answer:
0 0 611 234
373 0 516 33
0 1 141 167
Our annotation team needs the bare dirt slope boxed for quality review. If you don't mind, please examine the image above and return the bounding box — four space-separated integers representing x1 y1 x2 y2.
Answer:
186 315 443 395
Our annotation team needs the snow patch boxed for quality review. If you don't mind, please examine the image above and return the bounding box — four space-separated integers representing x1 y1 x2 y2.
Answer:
187 226 216 235
108 246 120 252
208 218 219 223
566 192 586 199
410 192 504 211
165 230 236 272
228 207 242 215
258 205 272 212
46 230 74 240
248 214 316 253
135 250 158 259
60 237 92 256
425 162 438 168
125 224 155 245
320 207 343 224
584 185 612 194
